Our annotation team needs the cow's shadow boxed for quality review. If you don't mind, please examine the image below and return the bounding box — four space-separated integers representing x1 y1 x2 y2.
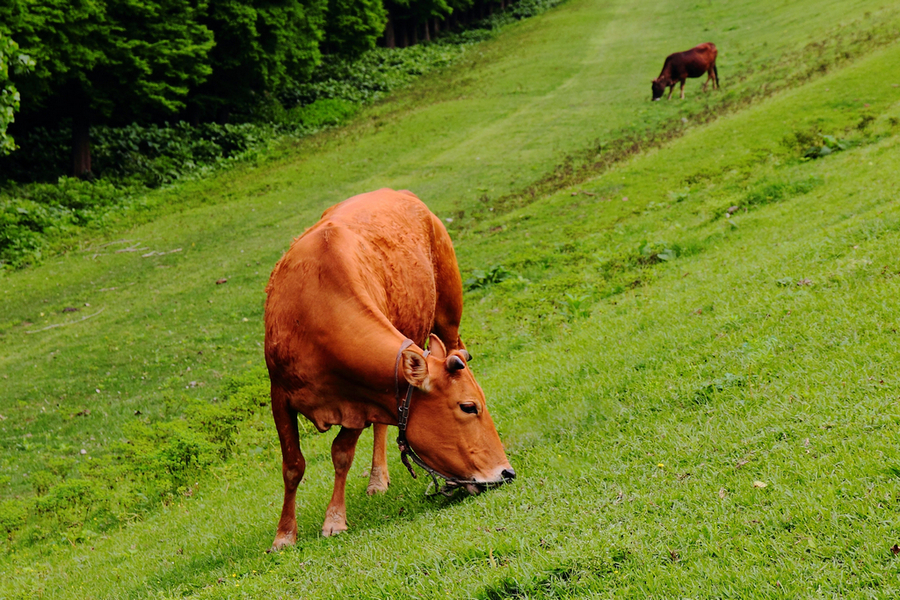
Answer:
292 449 472 536
290 426 484 536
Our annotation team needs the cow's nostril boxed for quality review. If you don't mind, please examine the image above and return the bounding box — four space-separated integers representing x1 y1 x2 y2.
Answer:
501 468 516 481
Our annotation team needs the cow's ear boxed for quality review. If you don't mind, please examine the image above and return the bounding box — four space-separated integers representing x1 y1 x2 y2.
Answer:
402 349 430 389
427 333 447 360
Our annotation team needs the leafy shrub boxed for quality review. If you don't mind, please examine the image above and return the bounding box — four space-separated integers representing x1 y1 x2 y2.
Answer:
782 128 851 160
466 265 511 290
120 420 220 492
33 479 95 513
0 177 127 269
30 470 56 496
282 98 360 130
742 176 823 207
474 0 570 30
638 241 678 264
557 292 592 321
281 44 468 106
1 122 281 188
0 500 27 537
668 188 690 203
802 134 850 159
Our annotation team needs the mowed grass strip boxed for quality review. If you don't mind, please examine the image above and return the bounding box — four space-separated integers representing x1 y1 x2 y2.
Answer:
2 0 900 597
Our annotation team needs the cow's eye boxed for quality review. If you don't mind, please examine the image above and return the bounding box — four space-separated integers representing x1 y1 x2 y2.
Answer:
460 402 478 415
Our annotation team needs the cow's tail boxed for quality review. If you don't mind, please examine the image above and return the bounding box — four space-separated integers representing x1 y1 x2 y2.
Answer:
713 63 720 89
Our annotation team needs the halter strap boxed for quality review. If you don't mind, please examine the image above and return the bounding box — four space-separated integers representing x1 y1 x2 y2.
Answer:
393 338 415 405
393 338 478 496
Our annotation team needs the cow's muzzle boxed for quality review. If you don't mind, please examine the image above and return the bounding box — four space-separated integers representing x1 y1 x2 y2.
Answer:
464 467 516 495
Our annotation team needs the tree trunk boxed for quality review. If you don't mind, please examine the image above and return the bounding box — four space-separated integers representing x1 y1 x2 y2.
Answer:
424 20 431 42
384 13 396 48
70 95 92 179
412 21 419 45
433 17 440 35
400 19 409 47
186 103 201 127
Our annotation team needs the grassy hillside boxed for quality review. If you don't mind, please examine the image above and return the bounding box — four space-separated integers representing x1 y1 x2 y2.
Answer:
2 0 900 596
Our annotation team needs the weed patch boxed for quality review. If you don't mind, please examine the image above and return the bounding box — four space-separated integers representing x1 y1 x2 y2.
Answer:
741 176 824 209
691 373 747 405
465 265 511 290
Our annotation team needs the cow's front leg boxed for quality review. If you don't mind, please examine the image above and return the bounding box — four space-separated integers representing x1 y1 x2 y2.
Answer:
323 426 363 536
679 80 685 99
667 84 674 100
366 423 391 495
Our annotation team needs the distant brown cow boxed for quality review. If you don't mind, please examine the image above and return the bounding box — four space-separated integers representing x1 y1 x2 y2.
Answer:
652 42 719 100
264 188 514 549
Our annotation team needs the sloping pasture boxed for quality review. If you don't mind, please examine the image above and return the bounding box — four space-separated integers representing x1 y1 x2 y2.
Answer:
2 0 900 597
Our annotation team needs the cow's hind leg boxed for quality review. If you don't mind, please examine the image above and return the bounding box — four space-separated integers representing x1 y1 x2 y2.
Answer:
323 426 363 536
703 66 717 92
679 80 686 99
367 423 391 495
271 388 306 551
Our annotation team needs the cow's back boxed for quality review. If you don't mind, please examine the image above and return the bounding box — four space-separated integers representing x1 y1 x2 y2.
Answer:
264 189 454 427
666 43 716 79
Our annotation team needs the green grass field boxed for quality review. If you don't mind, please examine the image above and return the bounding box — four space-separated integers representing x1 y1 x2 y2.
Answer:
3 0 900 596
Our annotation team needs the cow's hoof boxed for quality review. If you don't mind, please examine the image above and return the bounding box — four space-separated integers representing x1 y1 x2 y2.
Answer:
269 532 296 552
366 468 390 495
366 480 389 495
321 520 348 537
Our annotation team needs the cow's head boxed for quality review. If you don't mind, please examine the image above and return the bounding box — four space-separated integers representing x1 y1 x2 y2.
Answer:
400 334 514 493
651 78 665 100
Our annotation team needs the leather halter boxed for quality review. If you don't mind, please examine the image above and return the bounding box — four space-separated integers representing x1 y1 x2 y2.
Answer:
393 338 479 496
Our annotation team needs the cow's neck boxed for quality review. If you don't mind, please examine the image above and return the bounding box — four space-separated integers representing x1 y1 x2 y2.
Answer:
324 316 424 418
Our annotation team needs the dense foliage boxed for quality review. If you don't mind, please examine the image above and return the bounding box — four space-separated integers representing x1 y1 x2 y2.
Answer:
0 34 32 155
190 0 327 121
1 0 216 176
322 0 388 57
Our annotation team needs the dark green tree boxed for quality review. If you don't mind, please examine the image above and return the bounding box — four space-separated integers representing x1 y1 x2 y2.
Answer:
194 0 327 121
2 0 214 176
1 34 33 155
384 0 461 47
322 0 387 58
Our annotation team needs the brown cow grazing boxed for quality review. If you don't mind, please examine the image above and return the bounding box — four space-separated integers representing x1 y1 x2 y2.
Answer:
652 42 719 100
264 188 514 548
